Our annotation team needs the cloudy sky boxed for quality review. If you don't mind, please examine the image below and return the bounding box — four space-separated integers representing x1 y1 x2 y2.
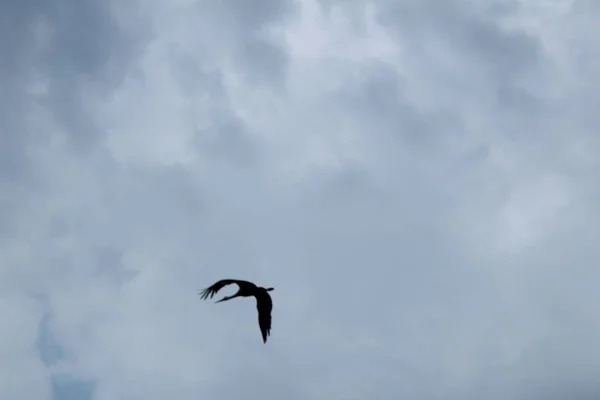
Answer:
1 0 599 399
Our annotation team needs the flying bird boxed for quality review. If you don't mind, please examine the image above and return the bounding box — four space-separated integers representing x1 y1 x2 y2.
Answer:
199 279 274 343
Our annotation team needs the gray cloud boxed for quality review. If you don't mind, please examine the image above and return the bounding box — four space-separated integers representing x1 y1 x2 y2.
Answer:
1 0 599 399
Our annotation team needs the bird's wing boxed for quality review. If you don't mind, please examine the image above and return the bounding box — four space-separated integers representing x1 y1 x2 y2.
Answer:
198 279 255 300
255 291 273 343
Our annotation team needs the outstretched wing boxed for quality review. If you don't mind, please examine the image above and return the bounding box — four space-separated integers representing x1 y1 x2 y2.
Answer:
256 291 273 343
198 279 255 300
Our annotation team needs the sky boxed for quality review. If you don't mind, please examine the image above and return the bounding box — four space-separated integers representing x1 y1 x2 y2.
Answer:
1 0 599 399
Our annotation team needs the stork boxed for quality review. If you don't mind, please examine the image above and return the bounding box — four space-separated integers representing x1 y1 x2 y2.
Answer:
199 279 274 343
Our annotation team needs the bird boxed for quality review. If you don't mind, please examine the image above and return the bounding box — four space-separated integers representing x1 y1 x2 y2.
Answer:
199 279 274 343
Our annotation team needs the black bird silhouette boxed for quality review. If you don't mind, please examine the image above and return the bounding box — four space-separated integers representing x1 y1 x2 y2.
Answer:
199 279 274 343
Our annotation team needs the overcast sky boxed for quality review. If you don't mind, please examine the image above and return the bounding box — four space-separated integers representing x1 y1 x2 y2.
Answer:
1 0 599 399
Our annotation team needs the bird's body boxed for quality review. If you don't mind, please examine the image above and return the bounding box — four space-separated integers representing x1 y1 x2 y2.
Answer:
199 279 274 343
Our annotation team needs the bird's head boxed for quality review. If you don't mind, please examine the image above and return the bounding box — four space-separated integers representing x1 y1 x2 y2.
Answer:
266 287 274 291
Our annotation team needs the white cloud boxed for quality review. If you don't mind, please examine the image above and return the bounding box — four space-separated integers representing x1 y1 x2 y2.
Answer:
1 0 599 399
